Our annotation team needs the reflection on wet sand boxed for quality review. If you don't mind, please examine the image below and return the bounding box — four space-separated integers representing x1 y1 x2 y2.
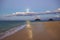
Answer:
2 21 60 40
26 21 33 40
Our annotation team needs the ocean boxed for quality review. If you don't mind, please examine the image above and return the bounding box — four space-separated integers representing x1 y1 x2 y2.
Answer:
0 20 60 33
0 21 26 33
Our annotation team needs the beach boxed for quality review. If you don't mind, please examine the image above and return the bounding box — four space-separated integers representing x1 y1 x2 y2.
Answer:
2 21 60 40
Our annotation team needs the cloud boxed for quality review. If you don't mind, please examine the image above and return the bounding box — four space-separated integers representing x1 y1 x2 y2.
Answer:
54 8 60 12
5 8 60 17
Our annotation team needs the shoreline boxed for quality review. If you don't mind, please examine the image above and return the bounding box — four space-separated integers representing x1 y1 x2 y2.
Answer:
0 24 26 40
1 21 60 40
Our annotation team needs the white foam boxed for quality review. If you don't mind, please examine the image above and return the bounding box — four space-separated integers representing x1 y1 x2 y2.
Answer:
0 24 26 40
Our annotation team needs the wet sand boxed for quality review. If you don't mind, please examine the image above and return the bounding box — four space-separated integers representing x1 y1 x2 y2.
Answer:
2 21 60 40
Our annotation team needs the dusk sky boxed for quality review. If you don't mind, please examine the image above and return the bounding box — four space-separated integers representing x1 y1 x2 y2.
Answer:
0 0 60 15
0 0 60 20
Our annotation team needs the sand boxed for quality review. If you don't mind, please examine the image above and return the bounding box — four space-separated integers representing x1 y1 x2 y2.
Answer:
2 21 60 40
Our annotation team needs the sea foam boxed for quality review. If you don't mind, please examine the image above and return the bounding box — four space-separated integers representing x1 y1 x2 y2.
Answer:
0 24 26 40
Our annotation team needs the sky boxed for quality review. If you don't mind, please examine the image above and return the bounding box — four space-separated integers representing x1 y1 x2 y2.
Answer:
0 0 60 14
0 0 60 20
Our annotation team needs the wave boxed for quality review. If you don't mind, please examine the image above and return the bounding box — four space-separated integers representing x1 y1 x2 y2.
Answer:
0 24 26 40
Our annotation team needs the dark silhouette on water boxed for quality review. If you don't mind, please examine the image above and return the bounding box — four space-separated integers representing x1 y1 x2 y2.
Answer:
48 18 53 21
35 19 41 21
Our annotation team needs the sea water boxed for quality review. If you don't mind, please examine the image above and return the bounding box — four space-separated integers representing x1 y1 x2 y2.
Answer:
0 21 26 39
0 21 26 33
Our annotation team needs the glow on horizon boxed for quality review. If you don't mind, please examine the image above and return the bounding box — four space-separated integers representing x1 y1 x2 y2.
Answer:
26 8 30 13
